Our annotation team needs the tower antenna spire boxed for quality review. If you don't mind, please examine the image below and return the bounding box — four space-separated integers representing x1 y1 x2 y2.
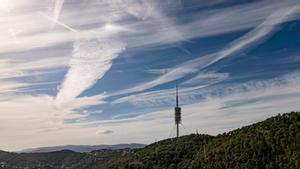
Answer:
176 82 179 107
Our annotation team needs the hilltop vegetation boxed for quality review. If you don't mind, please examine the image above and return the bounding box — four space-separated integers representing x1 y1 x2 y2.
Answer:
100 112 300 169
0 112 299 169
0 149 124 169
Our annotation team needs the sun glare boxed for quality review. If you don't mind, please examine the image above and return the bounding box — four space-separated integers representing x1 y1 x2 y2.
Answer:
0 0 14 12
102 23 114 31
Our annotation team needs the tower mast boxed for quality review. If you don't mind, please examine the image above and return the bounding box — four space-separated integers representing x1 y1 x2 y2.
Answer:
175 83 181 137
176 83 179 107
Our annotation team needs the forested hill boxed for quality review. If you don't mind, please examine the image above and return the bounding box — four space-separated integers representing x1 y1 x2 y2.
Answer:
100 112 300 169
0 149 125 169
0 112 299 169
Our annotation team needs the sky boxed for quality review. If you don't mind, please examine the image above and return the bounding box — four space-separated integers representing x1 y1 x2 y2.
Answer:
0 0 300 151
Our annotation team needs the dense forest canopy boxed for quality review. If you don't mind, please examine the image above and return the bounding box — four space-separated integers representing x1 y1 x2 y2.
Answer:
100 112 300 169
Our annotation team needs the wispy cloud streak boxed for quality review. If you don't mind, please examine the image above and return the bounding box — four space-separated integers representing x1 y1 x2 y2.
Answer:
52 0 65 29
0 0 299 151
40 12 77 32
119 5 300 94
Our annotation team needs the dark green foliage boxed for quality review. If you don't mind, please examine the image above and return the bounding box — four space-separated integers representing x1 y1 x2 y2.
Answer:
190 112 300 169
0 149 123 169
101 134 213 169
100 112 300 169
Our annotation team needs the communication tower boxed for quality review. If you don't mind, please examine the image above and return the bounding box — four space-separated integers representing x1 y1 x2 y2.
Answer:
174 84 181 137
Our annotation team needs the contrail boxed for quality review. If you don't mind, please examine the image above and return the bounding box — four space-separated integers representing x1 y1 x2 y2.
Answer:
52 0 65 29
39 12 77 32
116 5 300 95
38 7 127 106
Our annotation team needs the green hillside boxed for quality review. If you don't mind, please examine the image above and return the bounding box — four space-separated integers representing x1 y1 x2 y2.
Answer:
0 149 123 169
100 112 300 169
0 112 299 169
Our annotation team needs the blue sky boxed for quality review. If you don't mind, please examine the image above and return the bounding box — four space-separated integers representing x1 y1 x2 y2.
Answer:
0 0 300 151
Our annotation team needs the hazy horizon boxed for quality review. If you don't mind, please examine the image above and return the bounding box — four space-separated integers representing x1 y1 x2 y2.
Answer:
0 0 300 151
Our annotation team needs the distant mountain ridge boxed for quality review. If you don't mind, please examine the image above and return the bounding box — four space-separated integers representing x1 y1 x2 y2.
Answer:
20 143 146 153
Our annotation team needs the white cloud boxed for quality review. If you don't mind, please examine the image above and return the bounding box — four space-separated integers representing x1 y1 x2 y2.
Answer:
85 71 300 144
0 81 29 94
113 71 300 109
54 0 176 105
0 56 68 79
56 38 125 104
96 129 114 135
183 71 229 86
0 0 299 151
113 85 207 108
118 4 300 94
0 93 106 151
0 0 299 55
145 68 173 75
123 0 300 48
